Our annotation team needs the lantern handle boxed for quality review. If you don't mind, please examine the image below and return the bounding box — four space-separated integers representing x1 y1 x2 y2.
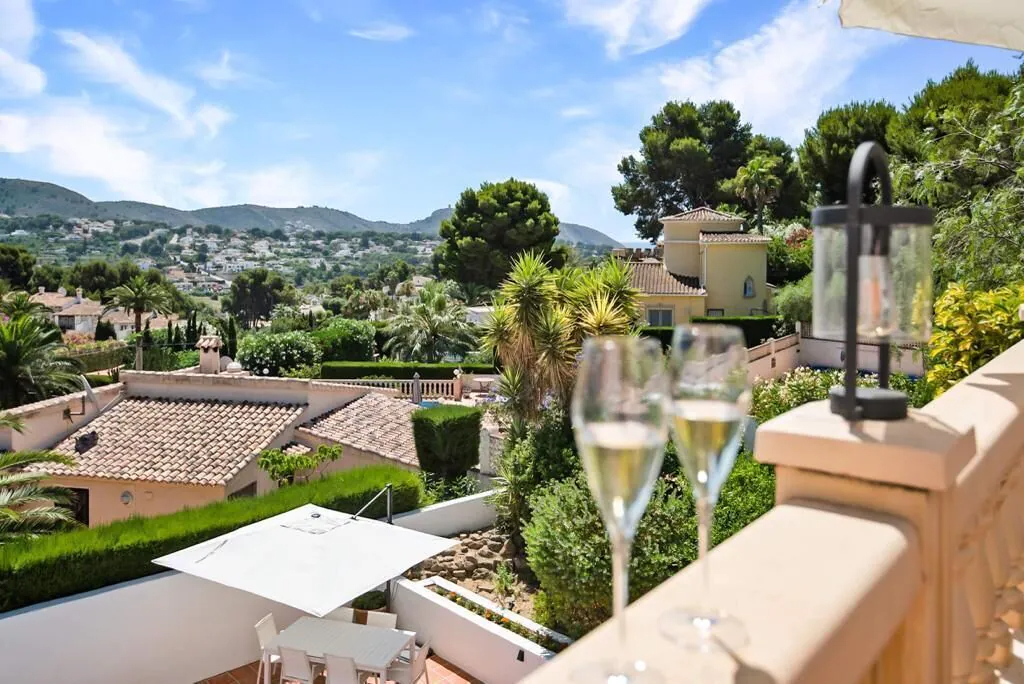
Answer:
846 141 893 211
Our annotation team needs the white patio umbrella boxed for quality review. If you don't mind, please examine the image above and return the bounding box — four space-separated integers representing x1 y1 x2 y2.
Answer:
839 0 1024 51
153 504 457 617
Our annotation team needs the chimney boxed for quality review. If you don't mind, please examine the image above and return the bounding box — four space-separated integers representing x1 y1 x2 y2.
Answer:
38 286 44 295
75 287 83 303
196 335 222 374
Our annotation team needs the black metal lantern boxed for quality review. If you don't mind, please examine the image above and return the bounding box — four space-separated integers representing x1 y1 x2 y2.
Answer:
810 142 934 421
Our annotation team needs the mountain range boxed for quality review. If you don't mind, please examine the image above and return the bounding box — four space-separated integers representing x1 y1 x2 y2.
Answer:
0 178 622 247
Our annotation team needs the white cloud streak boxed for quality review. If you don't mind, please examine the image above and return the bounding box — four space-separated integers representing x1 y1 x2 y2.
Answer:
564 0 713 58
196 49 253 88
559 105 596 119
650 0 897 141
349 23 414 42
0 0 45 97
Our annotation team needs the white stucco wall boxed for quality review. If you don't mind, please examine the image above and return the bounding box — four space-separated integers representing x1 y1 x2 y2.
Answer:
392 579 552 684
0 384 124 452
747 335 801 382
799 336 926 377
391 490 496 535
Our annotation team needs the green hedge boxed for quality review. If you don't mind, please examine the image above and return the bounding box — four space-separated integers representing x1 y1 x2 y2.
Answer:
0 465 422 613
411 405 483 477
314 318 375 362
640 316 780 349
321 361 496 380
64 343 128 373
84 373 118 388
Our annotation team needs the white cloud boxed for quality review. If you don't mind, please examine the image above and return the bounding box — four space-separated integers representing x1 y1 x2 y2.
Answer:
196 49 253 88
57 30 194 121
479 4 530 45
238 152 382 208
349 23 414 42
650 0 897 141
56 30 234 138
559 105 596 119
564 0 713 58
0 0 45 97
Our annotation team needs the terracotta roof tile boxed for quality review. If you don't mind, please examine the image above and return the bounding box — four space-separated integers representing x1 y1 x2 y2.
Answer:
628 262 705 296
699 231 770 244
301 393 418 467
60 302 105 316
282 442 312 455
36 397 305 485
662 207 743 223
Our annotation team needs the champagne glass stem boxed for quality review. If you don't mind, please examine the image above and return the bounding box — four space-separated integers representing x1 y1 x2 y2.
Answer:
612 535 633 658
696 497 713 613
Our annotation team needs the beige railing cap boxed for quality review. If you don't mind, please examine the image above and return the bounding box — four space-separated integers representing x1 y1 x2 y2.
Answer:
756 401 975 491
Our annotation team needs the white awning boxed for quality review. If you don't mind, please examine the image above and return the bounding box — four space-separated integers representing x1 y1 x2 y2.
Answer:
153 504 456 617
839 0 1024 51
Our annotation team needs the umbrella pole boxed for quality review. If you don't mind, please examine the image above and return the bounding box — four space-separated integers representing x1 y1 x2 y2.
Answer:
386 484 393 611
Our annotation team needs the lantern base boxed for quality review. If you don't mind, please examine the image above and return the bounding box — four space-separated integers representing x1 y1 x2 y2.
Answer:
829 386 908 421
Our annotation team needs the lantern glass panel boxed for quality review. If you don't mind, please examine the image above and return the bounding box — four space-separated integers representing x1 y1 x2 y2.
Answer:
812 223 932 344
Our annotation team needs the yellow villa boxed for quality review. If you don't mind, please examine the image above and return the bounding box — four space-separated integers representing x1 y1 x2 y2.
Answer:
617 207 771 326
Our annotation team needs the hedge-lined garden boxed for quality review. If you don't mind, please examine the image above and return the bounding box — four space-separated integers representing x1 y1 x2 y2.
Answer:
0 465 422 613
412 405 483 477
641 315 782 349
321 361 496 380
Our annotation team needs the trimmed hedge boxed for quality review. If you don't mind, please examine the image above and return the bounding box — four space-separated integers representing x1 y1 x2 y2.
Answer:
84 373 118 388
411 405 483 477
641 316 780 349
64 342 127 373
0 465 422 613
321 361 496 380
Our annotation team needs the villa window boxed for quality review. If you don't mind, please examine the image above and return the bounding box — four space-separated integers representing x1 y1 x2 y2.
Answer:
706 308 725 317
58 315 75 330
646 308 673 327
66 488 89 526
743 276 755 299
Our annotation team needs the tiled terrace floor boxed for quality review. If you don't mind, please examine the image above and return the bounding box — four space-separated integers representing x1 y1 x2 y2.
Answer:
197 655 482 684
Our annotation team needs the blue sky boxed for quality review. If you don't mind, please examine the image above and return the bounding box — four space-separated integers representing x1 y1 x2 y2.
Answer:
0 0 1018 242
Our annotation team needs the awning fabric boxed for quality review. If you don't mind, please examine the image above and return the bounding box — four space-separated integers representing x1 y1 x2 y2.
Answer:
154 504 456 617
839 0 1024 51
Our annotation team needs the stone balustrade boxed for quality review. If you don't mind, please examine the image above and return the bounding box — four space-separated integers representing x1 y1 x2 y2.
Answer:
523 338 1024 683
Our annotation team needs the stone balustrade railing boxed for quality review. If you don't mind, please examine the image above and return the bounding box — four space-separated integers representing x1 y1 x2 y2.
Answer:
317 377 457 399
524 338 1024 683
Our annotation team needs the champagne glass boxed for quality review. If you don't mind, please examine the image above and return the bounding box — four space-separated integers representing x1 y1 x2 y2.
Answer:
571 336 668 684
661 325 750 652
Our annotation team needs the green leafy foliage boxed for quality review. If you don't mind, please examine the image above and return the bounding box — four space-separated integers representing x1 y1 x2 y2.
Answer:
383 283 477 363
237 331 321 377
313 318 376 362
320 361 495 379
773 274 813 326
0 315 81 409
411 405 483 477
257 444 343 486
721 154 783 234
0 244 36 289
435 179 562 288
419 472 480 506
223 268 296 329
766 233 812 286
0 465 422 612
927 282 1024 395
83 372 118 388
798 100 897 203
428 585 568 652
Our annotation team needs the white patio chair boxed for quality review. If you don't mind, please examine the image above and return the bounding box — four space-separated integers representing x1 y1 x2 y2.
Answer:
365 611 398 629
325 653 362 684
279 646 316 684
389 639 431 684
326 606 355 622
254 613 281 682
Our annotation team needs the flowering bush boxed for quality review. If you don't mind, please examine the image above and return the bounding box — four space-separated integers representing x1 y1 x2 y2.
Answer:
236 331 321 377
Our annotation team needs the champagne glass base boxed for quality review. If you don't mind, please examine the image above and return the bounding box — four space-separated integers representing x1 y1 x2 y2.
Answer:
571 659 663 684
659 608 748 652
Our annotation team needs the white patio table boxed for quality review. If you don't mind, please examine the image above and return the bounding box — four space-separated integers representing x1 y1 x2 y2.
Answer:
262 616 415 684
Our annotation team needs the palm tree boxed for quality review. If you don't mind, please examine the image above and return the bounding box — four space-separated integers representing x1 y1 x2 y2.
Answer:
453 282 491 306
104 275 173 334
0 292 52 321
383 283 477 363
0 315 81 409
0 412 79 543
725 154 783 234
481 253 639 419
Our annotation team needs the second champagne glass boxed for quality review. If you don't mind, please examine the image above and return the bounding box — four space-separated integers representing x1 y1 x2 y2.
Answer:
661 324 750 652
571 336 669 683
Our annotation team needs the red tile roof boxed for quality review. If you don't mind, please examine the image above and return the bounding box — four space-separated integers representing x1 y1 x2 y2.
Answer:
39 397 305 485
628 261 705 296
300 393 418 467
662 207 743 223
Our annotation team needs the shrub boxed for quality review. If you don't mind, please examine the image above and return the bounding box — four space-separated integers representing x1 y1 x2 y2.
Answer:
258 444 343 486
64 340 126 373
313 318 375 362
84 373 117 388
237 331 321 376
774 274 813 326
927 282 1024 395
94 319 117 342
411 405 483 477
419 472 480 506
751 367 932 424
320 361 495 380
524 455 776 636
0 465 422 612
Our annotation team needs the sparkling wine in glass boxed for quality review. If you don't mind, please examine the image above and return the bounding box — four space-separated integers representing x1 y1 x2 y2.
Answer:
661 325 750 652
572 336 668 684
